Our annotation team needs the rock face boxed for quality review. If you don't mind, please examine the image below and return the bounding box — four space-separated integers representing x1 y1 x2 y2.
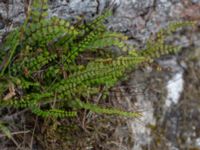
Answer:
0 0 200 150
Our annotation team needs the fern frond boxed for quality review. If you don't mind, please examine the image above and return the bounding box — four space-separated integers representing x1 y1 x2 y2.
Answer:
63 11 113 62
157 21 196 39
51 56 144 100
139 21 195 60
69 99 141 118
86 32 129 50
64 31 130 64
79 10 111 33
140 43 181 60
31 107 77 118
0 92 52 108
65 29 104 64
23 18 77 47
30 0 48 22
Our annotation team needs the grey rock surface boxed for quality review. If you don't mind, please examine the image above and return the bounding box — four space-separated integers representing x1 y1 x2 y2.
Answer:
0 0 200 150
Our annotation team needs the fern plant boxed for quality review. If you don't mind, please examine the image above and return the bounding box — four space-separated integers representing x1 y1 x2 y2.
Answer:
0 0 195 118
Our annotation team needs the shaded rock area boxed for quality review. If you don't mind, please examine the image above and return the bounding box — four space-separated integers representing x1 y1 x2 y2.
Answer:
0 0 200 150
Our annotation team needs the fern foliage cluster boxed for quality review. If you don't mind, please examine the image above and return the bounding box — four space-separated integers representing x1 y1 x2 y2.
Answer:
0 0 195 118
